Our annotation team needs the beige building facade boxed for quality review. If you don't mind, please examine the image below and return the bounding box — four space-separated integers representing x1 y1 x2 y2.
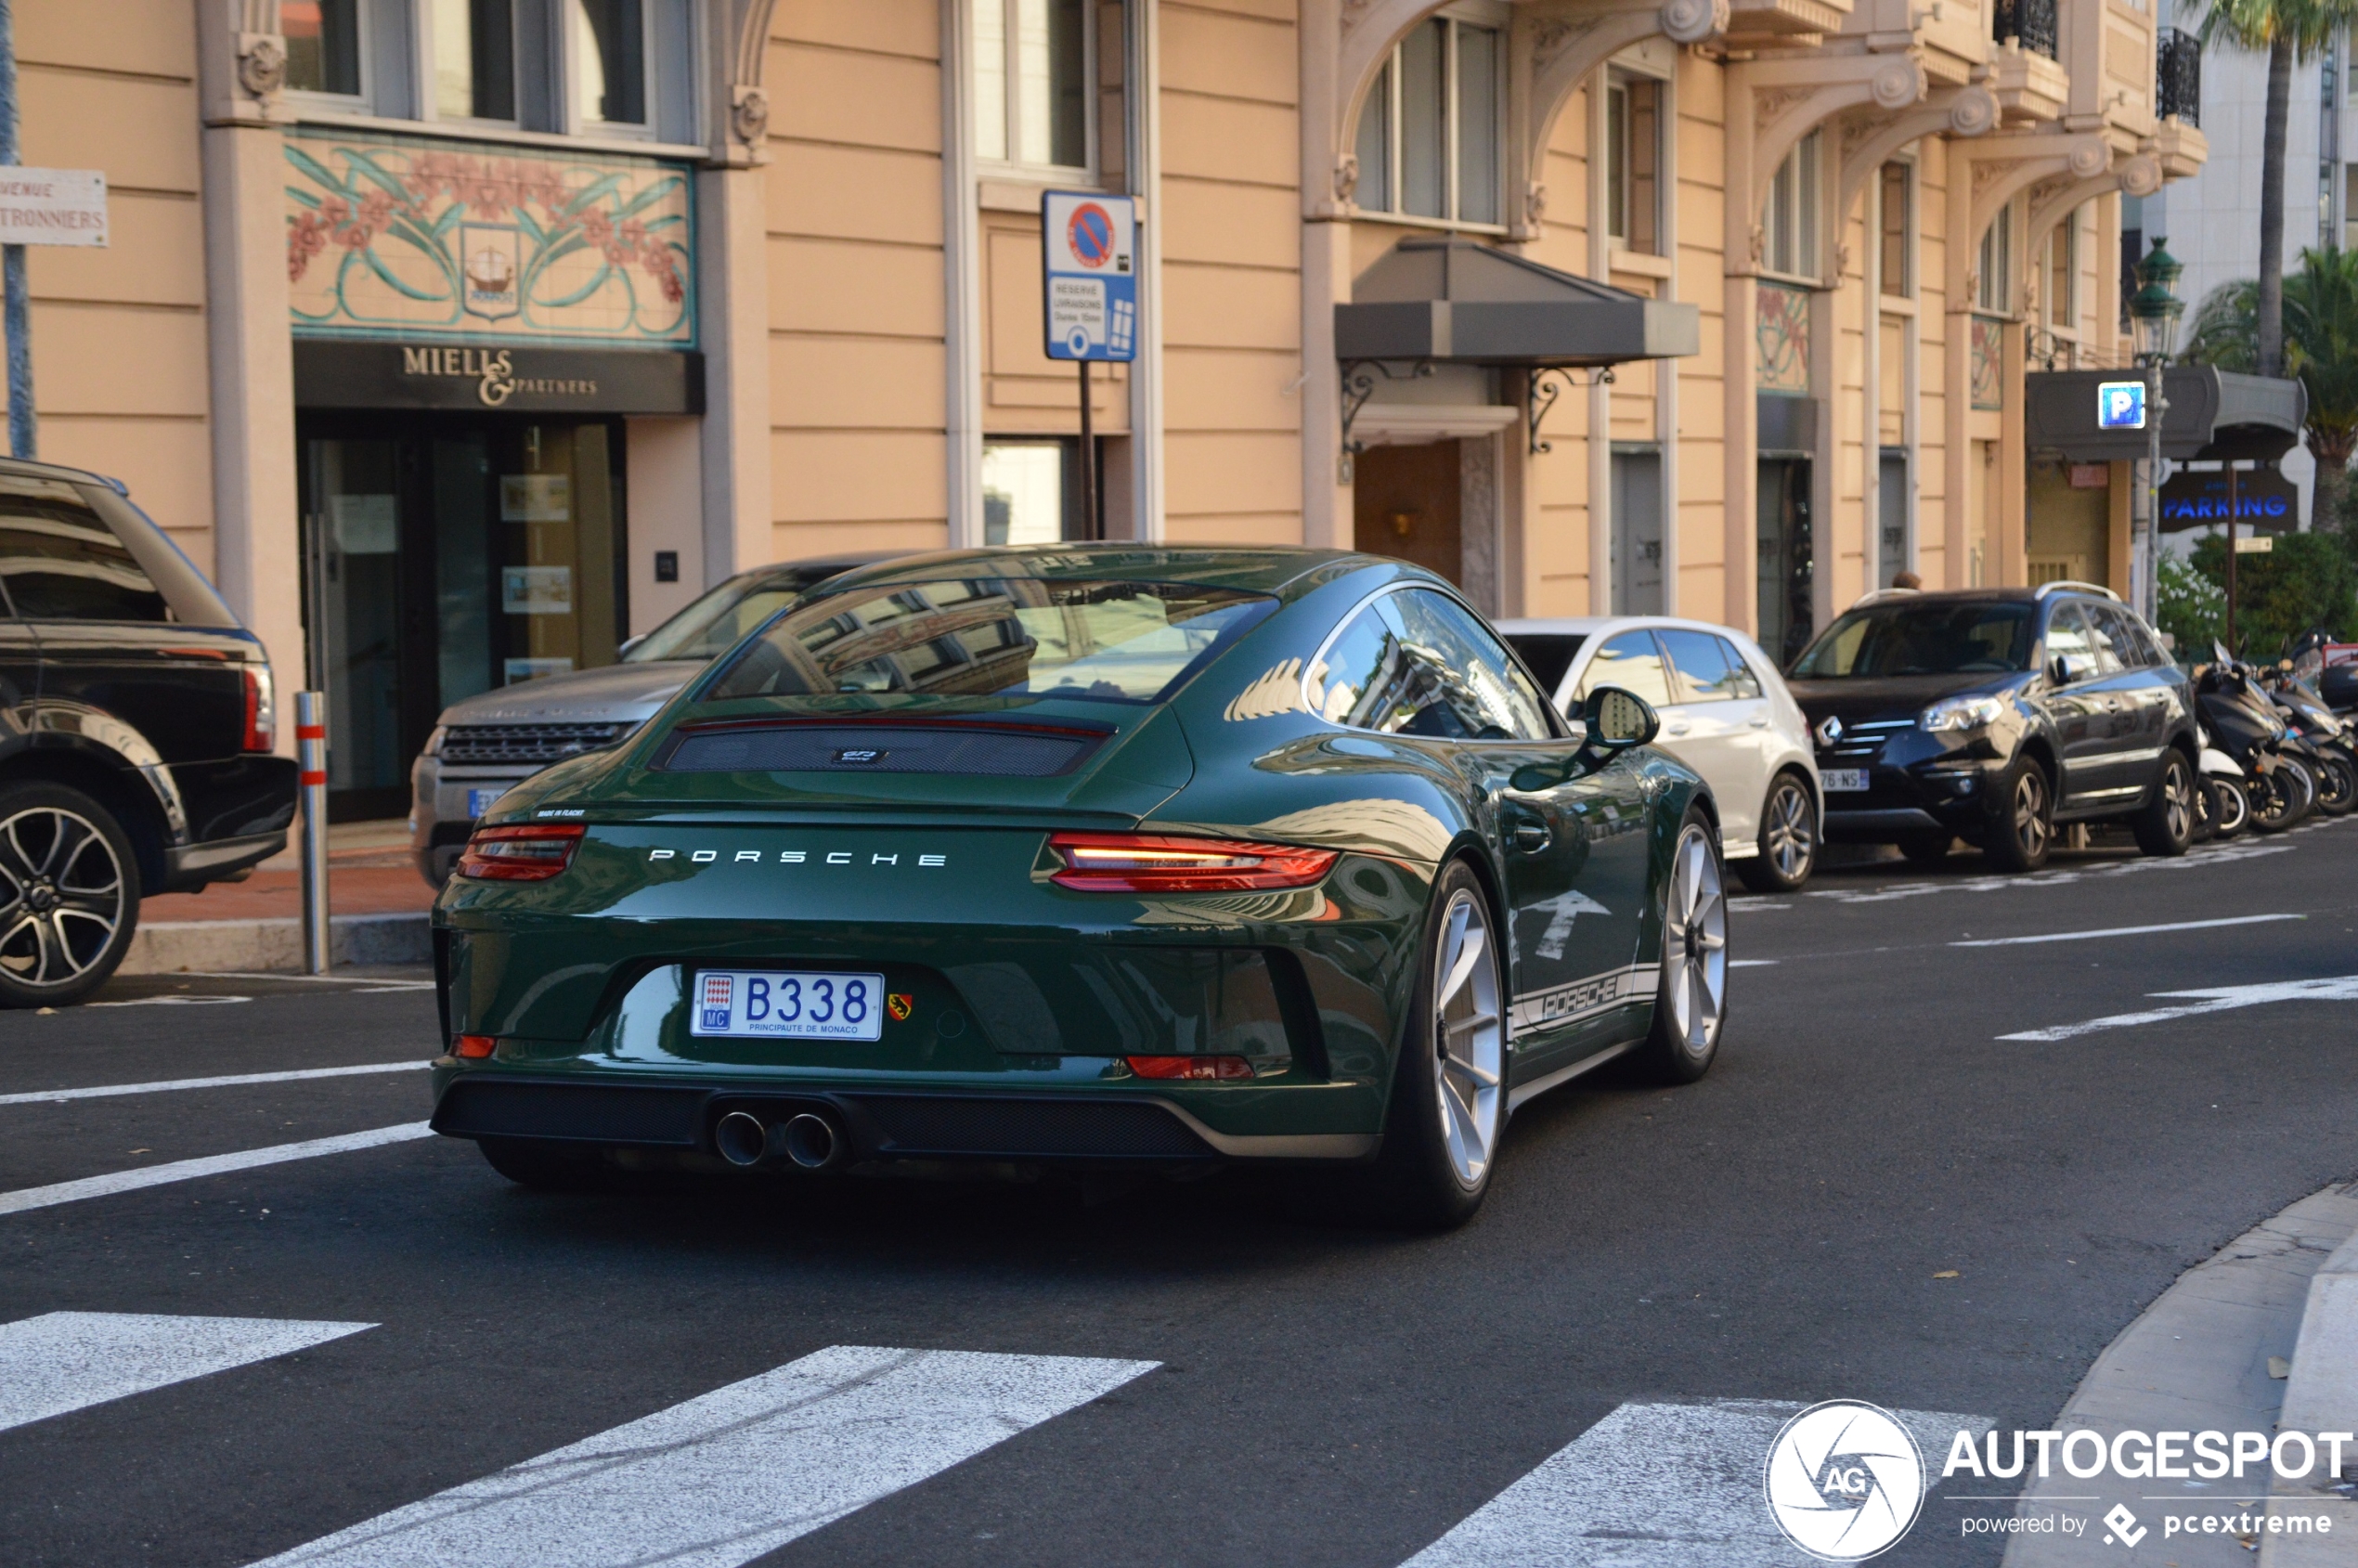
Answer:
9 0 2201 810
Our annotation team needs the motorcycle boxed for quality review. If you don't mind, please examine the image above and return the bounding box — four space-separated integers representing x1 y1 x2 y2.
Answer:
2198 648 2313 834
2192 724 2249 841
2259 660 2358 817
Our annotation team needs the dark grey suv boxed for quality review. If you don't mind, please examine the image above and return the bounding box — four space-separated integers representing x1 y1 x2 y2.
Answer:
1786 584 2197 872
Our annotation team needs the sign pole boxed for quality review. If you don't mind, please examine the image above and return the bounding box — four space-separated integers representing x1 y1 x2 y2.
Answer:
1078 359 1096 540
2225 462 2239 656
0 0 32 460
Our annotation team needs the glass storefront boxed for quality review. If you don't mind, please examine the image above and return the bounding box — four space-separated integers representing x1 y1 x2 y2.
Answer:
299 415 627 819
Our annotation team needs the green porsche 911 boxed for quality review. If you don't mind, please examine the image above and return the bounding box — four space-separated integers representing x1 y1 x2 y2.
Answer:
430 546 1730 1226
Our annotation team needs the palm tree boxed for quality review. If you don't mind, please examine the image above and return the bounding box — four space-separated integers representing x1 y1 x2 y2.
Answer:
2196 0 2358 376
2184 248 2358 525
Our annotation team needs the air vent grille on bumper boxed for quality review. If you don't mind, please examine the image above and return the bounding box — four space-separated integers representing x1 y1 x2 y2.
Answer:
847 1095 1212 1160
658 725 1101 777
441 722 630 765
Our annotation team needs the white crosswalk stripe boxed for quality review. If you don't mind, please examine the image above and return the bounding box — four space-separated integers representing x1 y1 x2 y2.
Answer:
0 1312 375 1433
1399 1397 1990 1567
0 1121 434 1216
244 1344 1158 1568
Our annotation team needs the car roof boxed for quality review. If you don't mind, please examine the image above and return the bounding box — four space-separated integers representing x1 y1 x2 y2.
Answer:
810 543 1406 601
1495 614 1772 649
0 454 129 495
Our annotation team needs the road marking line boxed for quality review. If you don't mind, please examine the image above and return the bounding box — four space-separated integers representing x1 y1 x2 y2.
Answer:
1805 827 2336 905
85 993 253 1008
0 1061 432 1107
244 1344 1158 1568
0 1121 435 1217
2001 975 2358 1042
1399 1398 1989 1568
1951 913 2304 948
179 971 433 989
0 1312 373 1433
1727 959 1779 968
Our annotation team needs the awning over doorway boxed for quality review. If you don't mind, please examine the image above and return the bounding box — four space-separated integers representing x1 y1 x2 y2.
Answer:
2023 367 2305 463
1336 238 1700 367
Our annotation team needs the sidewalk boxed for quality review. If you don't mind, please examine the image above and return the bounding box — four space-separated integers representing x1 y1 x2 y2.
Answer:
124 820 437 974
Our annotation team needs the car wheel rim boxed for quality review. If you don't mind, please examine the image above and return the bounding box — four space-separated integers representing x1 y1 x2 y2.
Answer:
1663 824 1727 1057
2015 771 2050 857
2163 761 2191 841
1430 888 1503 1191
0 807 124 989
1763 782 1814 879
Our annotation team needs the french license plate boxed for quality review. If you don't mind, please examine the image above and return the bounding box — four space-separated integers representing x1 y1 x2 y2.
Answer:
1820 769 1869 793
690 969 887 1041
466 786 506 818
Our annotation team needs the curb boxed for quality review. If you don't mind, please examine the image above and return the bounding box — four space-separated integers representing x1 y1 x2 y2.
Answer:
2002 1181 2358 1567
120 914 432 975
2261 1217 2358 1565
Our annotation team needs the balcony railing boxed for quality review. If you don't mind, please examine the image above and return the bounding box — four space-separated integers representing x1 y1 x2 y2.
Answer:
2158 29 2202 126
1993 0 2059 59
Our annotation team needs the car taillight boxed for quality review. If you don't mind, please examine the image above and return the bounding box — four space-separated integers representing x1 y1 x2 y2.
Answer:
456 823 586 881
241 666 275 753
453 1034 496 1058
1046 832 1337 893
1127 1055 1253 1081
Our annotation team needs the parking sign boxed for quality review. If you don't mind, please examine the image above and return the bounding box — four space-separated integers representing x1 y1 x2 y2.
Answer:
2096 381 2146 430
1042 191 1137 362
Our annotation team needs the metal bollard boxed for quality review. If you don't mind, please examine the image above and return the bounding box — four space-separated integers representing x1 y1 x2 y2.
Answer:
296 691 330 975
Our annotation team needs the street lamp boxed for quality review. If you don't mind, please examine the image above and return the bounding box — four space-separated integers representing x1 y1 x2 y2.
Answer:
2127 237 2184 624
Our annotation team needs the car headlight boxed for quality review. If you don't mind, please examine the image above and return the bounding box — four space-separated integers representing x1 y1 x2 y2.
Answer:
421 725 447 758
1920 694 2006 732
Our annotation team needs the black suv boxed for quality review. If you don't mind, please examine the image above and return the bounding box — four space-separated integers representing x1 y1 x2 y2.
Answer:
0 458 295 1003
1786 585 2196 872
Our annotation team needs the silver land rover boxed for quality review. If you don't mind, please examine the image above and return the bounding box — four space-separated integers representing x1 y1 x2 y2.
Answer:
409 553 901 885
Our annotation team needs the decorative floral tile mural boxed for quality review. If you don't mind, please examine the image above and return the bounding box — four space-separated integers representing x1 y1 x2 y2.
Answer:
1970 316 2003 409
285 129 694 347
1756 282 1810 394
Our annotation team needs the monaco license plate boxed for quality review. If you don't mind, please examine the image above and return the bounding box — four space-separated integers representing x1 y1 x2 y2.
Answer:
1820 769 1869 793
690 969 887 1041
466 786 506 818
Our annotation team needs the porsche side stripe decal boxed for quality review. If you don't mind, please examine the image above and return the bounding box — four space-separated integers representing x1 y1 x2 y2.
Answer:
0 1312 376 1435
245 1346 1159 1568
1509 965 1653 1035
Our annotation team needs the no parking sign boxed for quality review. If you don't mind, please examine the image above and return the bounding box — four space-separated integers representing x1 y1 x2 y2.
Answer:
1042 191 1136 362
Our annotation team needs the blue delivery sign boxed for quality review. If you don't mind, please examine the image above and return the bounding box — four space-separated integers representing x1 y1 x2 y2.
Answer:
1042 191 1136 362
2096 380 2147 430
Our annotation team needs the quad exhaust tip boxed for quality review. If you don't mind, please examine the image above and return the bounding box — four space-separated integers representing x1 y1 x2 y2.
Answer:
713 1108 844 1171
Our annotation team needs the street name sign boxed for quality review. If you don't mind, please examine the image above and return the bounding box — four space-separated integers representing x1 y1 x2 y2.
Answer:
0 169 106 248
1042 191 1136 362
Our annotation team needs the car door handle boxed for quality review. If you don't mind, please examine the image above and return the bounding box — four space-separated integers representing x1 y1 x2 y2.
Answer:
1665 722 1691 736
1747 716 1770 729
1511 821 1551 854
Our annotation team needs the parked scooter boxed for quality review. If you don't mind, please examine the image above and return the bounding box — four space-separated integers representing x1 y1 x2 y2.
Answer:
2191 724 2249 842
2259 659 2358 817
2197 647 2313 833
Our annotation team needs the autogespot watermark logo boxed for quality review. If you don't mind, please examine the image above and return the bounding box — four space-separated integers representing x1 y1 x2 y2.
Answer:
1764 1400 1927 1562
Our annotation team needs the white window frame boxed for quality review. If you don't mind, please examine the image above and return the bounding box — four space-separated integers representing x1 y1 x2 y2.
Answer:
2043 210 2079 334
1976 200 2015 316
1604 63 1667 256
1351 2 1509 231
1758 130 1824 286
421 0 520 127
975 0 1099 182
283 0 377 112
565 0 659 139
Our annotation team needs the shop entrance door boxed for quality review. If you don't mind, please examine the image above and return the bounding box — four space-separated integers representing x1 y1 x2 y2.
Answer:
1353 442 1463 584
1756 458 1814 667
299 417 625 822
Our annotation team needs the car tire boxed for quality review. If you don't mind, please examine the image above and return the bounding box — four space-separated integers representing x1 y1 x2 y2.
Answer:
2188 771 2215 844
2130 750 2195 858
477 1136 613 1191
0 783 143 1009
1735 771 1817 893
1633 810 1729 1085
1983 756 2055 873
1898 831 1954 868
1367 858 1506 1231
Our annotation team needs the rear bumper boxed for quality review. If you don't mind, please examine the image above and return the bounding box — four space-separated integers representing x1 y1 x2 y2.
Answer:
430 1073 1379 1163
161 827 286 892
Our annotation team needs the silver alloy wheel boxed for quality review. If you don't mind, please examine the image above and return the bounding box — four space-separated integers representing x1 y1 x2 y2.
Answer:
2160 758 2193 842
1761 777 1816 882
2012 768 2052 860
1662 823 1728 1056
1430 887 1504 1190
0 806 127 989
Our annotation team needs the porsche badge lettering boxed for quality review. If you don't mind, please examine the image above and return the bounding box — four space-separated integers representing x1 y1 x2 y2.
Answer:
644 848 949 866
832 747 887 765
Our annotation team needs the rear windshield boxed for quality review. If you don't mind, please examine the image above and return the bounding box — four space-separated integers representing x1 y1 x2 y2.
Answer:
624 567 837 664
1791 601 2035 679
704 577 1276 705
1505 633 1585 694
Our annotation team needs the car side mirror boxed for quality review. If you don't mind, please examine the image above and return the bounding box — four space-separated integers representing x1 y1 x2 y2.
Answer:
618 634 644 657
1509 686 1660 793
2049 653 2090 685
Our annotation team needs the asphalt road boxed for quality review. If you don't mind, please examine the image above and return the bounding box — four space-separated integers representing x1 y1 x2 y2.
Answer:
5 820 2358 1567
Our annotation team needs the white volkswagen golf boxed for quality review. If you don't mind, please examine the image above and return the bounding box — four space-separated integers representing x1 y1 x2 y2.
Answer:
1498 616 1823 892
